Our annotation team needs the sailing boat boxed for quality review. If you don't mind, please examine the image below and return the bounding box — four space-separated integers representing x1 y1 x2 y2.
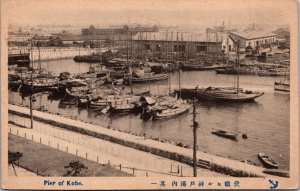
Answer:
152 31 190 120
274 66 290 92
178 40 264 102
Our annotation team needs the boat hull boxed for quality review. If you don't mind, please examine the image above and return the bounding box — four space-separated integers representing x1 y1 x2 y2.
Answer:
258 153 279 169
153 105 189 120
274 82 290 92
176 88 264 102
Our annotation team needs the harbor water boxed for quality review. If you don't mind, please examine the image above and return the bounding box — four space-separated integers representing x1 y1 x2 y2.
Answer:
9 59 290 170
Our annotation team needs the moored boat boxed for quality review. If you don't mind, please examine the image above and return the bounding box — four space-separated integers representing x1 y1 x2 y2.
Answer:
274 81 290 92
211 128 238 140
176 87 264 102
258 153 279 169
152 99 190 120
127 73 168 83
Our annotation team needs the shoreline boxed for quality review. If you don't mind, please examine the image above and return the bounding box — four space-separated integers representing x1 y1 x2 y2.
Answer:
7 104 279 177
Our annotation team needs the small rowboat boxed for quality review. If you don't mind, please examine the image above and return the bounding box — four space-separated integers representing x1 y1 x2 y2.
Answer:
211 129 238 140
258 153 279 169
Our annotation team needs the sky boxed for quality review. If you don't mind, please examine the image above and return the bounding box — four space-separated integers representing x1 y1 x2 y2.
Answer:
3 0 294 31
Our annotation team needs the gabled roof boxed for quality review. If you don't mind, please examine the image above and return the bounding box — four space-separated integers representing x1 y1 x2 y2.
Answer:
230 30 277 40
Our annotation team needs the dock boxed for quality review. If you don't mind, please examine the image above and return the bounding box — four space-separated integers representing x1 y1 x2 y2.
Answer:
8 104 278 177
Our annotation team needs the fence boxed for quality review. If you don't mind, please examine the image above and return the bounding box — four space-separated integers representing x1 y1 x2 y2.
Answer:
9 115 195 177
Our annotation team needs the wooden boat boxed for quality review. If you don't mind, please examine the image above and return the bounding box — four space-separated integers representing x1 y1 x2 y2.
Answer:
274 81 290 92
211 128 238 140
215 67 260 75
126 73 168 83
263 169 289 177
182 63 229 71
90 95 140 109
152 99 190 120
175 41 264 102
258 153 279 169
258 68 289 76
176 87 264 102
110 103 135 113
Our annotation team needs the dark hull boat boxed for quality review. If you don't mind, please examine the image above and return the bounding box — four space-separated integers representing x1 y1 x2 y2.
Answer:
211 129 238 140
74 54 102 63
176 87 264 102
182 64 229 71
258 153 279 169
126 73 168 83
8 53 30 67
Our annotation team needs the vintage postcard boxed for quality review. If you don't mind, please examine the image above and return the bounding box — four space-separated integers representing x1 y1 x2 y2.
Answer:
1 0 299 190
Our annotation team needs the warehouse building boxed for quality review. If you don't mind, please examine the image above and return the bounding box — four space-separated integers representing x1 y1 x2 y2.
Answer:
230 30 277 50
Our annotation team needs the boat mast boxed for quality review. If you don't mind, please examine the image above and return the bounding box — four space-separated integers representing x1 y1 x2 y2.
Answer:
169 31 172 95
127 30 133 94
29 40 34 129
177 31 181 98
237 40 240 92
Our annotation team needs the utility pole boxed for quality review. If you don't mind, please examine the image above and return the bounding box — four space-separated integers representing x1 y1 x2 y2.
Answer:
192 86 199 177
30 40 34 129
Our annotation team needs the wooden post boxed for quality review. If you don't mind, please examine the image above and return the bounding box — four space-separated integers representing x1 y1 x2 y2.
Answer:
108 160 110 166
181 166 183 176
133 168 135 175
120 164 121 170
25 133 26 138
192 86 199 177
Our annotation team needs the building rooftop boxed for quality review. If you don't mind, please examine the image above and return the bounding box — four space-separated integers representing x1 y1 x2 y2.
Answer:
230 30 277 40
132 32 225 42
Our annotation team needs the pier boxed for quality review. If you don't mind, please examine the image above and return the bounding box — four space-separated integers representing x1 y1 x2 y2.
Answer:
8 104 277 178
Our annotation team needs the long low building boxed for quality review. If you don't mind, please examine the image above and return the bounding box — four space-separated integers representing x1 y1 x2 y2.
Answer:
131 32 235 56
230 30 277 50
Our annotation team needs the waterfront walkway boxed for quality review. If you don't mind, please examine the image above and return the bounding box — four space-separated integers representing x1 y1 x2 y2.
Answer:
8 104 275 177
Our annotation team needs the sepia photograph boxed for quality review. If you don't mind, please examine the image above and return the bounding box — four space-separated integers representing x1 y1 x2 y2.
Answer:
1 0 299 190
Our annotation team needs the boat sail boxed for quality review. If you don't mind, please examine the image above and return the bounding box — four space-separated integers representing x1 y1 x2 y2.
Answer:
177 40 264 102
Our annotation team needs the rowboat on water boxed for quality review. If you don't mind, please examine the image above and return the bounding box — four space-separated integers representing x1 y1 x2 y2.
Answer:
211 128 238 140
258 153 279 169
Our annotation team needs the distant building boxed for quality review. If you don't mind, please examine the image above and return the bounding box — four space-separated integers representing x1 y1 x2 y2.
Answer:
131 32 234 56
230 30 277 50
81 25 159 36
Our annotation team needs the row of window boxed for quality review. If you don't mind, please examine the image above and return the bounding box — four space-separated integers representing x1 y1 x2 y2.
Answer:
247 37 275 46
144 44 207 52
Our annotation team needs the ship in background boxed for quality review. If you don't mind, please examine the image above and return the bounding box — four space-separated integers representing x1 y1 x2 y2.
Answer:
8 52 30 67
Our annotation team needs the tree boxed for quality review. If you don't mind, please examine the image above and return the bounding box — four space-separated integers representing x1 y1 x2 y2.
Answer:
64 160 88 176
8 151 23 176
